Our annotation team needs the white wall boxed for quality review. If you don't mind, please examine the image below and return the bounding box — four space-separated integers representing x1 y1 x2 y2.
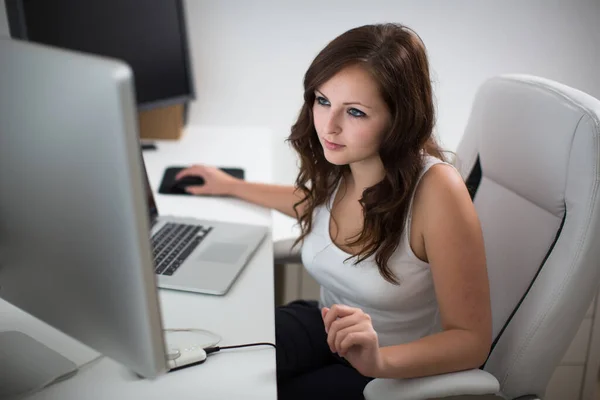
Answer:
184 0 600 183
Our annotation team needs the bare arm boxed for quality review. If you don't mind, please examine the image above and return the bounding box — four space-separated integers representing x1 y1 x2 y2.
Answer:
175 164 305 219
379 164 491 378
228 180 305 219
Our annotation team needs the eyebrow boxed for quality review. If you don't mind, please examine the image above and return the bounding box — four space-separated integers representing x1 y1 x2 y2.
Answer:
315 90 373 109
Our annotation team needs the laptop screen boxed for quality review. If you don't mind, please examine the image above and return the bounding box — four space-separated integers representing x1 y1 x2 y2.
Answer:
140 156 159 224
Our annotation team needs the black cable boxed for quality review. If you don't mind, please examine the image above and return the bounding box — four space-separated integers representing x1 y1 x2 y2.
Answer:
204 342 276 355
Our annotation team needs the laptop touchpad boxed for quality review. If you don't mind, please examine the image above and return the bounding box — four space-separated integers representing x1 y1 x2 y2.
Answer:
196 243 247 264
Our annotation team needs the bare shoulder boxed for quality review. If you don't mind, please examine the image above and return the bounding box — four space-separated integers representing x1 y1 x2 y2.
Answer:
415 160 485 266
415 162 472 214
410 162 476 262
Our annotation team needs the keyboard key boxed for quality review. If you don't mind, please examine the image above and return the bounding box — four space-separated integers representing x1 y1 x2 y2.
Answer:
162 260 182 276
155 261 170 275
152 223 212 277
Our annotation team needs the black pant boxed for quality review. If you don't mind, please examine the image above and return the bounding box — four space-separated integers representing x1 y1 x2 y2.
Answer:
275 300 374 400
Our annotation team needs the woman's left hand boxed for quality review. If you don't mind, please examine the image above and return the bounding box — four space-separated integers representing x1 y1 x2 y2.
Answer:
322 304 385 378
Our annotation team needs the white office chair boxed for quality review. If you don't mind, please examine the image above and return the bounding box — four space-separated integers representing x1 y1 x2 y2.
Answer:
274 74 600 399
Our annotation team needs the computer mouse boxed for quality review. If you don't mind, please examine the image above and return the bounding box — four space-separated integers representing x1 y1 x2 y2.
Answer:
171 176 205 193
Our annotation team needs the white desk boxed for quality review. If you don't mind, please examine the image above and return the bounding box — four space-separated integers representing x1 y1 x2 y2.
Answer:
1 126 296 400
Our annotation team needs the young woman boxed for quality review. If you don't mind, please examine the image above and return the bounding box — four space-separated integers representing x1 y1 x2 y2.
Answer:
177 23 491 400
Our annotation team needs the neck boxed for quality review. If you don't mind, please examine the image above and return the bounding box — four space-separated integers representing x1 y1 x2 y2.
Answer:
346 156 386 198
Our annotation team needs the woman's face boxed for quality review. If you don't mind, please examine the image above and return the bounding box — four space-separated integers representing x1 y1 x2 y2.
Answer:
312 64 391 167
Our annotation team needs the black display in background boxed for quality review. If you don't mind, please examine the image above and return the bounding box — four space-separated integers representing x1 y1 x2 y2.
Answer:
5 0 195 111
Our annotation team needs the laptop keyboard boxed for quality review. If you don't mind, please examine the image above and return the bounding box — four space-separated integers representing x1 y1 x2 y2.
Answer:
151 223 212 276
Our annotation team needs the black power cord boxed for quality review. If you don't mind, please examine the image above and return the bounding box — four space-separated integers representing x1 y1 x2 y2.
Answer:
204 342 276 355
166 342 276 373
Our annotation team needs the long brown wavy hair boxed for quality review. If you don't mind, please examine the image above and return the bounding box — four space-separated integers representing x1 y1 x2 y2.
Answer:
287 23 446 284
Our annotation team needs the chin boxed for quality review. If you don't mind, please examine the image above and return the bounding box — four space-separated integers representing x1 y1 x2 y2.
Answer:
323 152 352 166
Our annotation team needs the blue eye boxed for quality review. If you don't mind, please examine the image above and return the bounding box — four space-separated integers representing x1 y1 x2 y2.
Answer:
348 108 366 118
316 96 330 106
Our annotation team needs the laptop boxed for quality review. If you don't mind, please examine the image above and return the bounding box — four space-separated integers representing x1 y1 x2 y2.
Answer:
141 161 268 295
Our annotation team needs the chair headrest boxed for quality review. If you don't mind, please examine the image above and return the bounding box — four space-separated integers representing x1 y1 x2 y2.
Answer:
464 74 600 217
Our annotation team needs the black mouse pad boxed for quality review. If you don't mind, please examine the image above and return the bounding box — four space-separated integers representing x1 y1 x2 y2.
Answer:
158 166 245 196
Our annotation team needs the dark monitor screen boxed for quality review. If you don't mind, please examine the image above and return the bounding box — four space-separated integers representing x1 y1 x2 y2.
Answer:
6 0 195 110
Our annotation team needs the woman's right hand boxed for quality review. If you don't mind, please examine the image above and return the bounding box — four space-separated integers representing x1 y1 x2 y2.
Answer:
175 164 241 196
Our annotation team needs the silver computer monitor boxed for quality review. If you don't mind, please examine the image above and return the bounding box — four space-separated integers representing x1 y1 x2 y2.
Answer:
0 38 167 378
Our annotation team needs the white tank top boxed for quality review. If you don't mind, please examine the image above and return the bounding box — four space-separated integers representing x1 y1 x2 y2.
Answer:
301 156 448 347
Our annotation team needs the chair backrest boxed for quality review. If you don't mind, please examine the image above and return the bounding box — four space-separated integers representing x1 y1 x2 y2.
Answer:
455 74 600 399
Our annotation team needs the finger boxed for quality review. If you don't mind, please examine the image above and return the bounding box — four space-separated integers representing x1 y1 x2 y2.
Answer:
339 331 372 357
323 304 359 333
185 185 208 195
332 323 365 354
175 166 203 180
175 168 192 180
326 313 364 351
321 307 329 321
175 169 193 180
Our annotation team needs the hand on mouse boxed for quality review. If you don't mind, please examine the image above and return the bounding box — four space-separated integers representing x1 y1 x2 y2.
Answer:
322 304 385 378
175 164 241 196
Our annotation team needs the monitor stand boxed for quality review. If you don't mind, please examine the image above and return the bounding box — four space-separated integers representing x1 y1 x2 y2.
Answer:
0 331 78 399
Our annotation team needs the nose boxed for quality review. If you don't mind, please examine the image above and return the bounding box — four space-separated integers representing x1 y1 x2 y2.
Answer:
323 109 342 136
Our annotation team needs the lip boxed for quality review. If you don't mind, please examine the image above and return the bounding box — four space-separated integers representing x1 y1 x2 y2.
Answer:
323 138 345 151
